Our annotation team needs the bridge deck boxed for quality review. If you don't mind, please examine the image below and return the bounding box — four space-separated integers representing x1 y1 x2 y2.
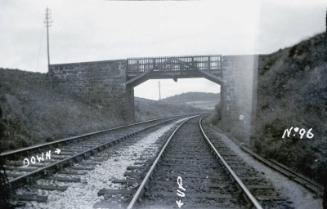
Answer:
126 55 222 78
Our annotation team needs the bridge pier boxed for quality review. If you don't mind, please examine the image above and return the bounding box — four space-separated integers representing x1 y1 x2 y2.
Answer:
220 55 258 142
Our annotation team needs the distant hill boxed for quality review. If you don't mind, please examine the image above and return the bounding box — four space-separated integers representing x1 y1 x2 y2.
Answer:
134 97 202 121
161 92 220 110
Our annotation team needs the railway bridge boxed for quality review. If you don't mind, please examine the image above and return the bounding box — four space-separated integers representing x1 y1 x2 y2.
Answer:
125 55 223 86
49 54 257 142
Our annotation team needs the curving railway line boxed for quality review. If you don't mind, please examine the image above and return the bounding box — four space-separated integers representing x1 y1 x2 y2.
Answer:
121 116 293 209
0 116 184 205
1 115 321 208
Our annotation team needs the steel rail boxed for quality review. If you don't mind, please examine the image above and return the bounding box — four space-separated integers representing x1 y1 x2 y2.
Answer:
204 124 324 197
199 118 263 209
240 145 324 197
7 117 183 189
126 115 197 209
0 115 183 159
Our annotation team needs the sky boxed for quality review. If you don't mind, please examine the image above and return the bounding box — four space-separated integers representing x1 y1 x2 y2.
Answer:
0 0 326 100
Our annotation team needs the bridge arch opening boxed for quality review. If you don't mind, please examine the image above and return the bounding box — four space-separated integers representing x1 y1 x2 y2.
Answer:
125 55 224 120
133 78 222 117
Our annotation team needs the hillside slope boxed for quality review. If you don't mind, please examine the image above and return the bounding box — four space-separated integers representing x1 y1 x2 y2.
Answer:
135 97 202 120
0 69 200 152
162 92 220 110
209 33 327 184
252 33 327 184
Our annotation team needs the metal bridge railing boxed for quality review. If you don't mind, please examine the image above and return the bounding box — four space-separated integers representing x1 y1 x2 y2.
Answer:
126 55 222 75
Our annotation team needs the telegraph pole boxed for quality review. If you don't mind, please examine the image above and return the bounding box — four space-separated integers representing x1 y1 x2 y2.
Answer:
325 8 327 43
158 81 161 101
325 8 327 60
44 7 52 72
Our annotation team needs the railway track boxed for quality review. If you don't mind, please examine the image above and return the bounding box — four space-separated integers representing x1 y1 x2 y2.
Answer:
111 117 294 209
198 119 293 209
3 115 302 208
0 116 185 205
208 125 324 198
240 145 324 197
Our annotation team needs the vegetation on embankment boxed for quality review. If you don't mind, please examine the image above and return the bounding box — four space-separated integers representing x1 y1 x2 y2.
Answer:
0 68 201 152
224 33 327 184
0 68 124 151
0 106 12 209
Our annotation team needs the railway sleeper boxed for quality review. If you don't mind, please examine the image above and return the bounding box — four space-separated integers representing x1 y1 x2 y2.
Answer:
59 150 77 154
91 157 109 162
111 178 128 184
144 191 234 202
14 193 48 203
252 190 280 197
153 175 228 181
159 159 220 165
126 165 147 171
50 175 81 182
133 161 145 165
247 184 275 190
80 161 99 166
33 184 68 192
124 171 147 181
157 164 222 171
6 160 25 167
233 173 263 180
242 178 270 185
4 165 36 172
98 188 131 198
6 171 28 178
52 154 71 159
124 169 145 177
71 165 94 170
256 195 285 201
59 148 81 153
58 169 87 175
208 182 240 189
148 183 237 194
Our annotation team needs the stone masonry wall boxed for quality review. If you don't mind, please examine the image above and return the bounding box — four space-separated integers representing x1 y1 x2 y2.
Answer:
49 60 134 122
221 55 258 142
